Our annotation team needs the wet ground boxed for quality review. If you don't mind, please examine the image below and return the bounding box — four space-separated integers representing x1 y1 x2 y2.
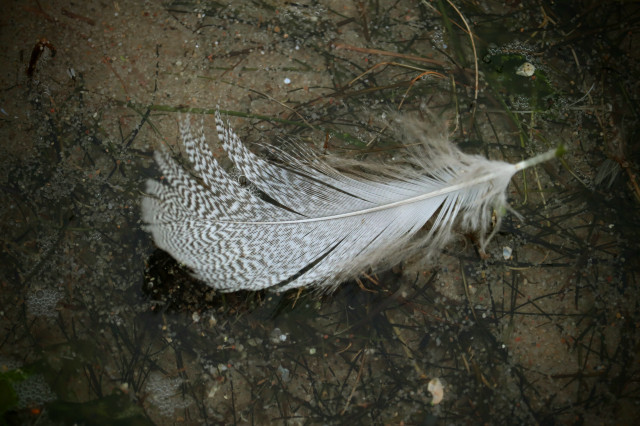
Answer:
1 0 639 424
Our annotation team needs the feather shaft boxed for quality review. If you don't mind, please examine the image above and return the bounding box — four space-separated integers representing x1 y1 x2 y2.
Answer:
217 146 559 226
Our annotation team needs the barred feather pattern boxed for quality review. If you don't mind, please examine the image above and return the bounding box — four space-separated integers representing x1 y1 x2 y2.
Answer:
141 110 559 292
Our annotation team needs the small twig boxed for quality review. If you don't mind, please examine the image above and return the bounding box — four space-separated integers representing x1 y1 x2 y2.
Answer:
245 86 318 131
355 277 377 293
346 61 430 87
61 7 96 25
340 350 366 415
569 46 582 75
397 70 447 110
334 43 447 66
460 259 478 324
443 0 479 126
291 287 304 308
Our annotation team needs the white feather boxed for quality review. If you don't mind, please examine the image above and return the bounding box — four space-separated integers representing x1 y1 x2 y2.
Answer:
141 110 560 292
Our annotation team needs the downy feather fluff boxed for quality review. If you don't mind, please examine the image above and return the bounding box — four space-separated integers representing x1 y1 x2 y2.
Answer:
141 111 560 292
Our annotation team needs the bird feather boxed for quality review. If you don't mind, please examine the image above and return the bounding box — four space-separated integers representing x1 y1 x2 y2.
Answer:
141 111 561 292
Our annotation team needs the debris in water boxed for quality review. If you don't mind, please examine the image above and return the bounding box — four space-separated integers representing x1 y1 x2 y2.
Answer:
516 62 535 77
428 378 444 405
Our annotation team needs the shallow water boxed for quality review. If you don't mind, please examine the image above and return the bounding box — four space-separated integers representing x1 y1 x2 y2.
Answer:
1 1 639 424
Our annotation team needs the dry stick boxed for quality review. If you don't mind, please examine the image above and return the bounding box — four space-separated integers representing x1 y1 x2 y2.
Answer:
385 309 426 378
345 60 447 146
245 86 318 131
419 0 479 128
355 277 377 292
460 260 478 324
291 287 304 308
398 70 447 110
340 350 366 415
347 61 432 87
528 112 551 227
529 5 557 40
584 70 640 201
61 7 96 25
365 70 446 146
334 43 447 67
442 0 479 128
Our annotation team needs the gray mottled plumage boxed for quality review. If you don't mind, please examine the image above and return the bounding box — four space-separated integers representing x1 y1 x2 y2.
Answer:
141 110 560 292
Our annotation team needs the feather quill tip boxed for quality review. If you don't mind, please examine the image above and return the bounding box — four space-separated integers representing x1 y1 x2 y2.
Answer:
555 144 567 158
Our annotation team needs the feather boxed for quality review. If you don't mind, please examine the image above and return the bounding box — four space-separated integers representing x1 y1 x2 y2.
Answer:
141 110 561 292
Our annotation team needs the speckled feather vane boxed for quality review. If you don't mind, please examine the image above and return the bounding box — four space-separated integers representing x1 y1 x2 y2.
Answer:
141 110 560 292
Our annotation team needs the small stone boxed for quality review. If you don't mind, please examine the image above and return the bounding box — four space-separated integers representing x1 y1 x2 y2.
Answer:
503 246 513 260
428 378 444 405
